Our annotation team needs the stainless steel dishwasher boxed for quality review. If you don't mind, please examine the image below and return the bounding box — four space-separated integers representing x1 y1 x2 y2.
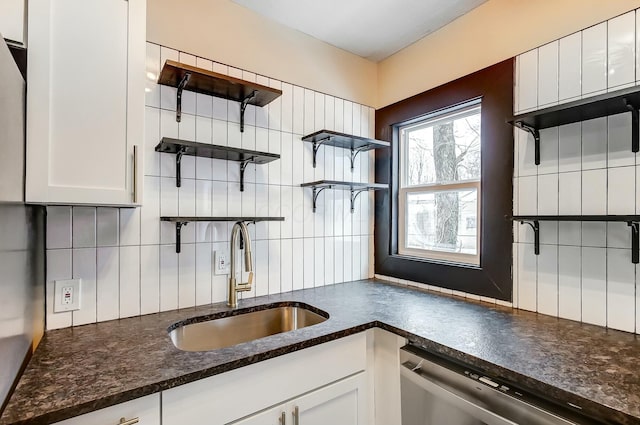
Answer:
400 344 606 425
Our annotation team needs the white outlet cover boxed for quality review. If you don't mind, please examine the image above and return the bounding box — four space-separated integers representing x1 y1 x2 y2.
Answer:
54 279 82 313
214 250 230 275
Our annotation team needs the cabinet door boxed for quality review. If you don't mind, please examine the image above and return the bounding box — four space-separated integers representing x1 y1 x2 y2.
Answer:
26 0 145 206
291 373 368 425
53 394 160 425
230 403 287 425
0 0 25 44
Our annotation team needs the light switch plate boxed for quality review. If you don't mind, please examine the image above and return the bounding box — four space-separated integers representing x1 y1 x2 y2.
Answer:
214 250 230 275
54 279 81 312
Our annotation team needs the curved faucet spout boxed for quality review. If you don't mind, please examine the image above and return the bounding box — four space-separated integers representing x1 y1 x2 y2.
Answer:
228 221 253 308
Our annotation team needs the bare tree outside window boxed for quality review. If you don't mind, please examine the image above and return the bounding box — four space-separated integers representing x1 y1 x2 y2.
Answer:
399 102 481 265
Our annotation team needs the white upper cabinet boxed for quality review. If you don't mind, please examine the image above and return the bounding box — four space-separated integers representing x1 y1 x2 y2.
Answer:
582 22 608 96
538 41 559 108
26 0 145 206
608 11 636 91
0 0 25 45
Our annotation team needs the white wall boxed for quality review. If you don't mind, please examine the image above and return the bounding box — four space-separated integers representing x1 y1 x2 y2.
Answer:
44 42 375 330
513 11 640 334
147 0 377 107
377 0 640 108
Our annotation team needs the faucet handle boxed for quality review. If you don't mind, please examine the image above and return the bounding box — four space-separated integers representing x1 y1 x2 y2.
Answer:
236 272 253 292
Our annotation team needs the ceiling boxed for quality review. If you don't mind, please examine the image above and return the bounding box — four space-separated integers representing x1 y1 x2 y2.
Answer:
232 0 488 62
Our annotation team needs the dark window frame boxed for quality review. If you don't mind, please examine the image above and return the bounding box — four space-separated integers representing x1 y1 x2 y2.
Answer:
374 59 514 301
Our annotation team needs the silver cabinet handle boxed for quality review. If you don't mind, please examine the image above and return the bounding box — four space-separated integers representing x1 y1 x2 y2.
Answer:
292 406 299 425
279 411 286 425
133 145 139 204
119 418 139 425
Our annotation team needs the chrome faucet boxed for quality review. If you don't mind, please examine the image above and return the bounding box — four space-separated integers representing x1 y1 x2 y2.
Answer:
228 221 253 308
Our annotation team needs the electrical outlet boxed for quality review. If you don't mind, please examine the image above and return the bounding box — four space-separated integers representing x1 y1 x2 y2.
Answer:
214 250 230 275
54 279 81 312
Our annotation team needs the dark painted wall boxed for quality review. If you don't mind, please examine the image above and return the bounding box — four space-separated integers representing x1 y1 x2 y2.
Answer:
374 59 514 301
0 205 45 414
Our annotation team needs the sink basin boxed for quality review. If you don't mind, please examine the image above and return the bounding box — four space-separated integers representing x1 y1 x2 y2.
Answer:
169 304 329 352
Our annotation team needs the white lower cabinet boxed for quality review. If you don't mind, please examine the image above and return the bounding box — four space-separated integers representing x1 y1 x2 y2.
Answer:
233 373 367 425
162 333 369 425
52 394 159 425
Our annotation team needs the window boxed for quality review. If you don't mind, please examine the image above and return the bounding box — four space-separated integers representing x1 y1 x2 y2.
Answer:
398 101 481 265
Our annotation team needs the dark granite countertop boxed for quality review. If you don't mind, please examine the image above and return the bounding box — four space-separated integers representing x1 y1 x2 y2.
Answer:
2 279 640 425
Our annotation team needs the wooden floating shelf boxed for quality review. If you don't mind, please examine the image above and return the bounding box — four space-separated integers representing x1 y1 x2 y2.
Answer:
510 215 640 263
301 180 388 213
157 60 282 130
161 216 285 253
509 86 640 165
302 130 389 170
155 138 280 190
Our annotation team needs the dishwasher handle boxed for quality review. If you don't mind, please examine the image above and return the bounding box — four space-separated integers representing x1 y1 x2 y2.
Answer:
401 363 519 425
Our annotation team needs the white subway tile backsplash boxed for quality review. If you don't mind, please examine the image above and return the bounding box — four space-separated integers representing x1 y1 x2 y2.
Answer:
160 244 179 312
119 246 141 318
140 245 160 314
178 243 196 309
72 248 97 326
517 243 537 312
119 208 141 246
46 249 72 330
537 244 558 317
608 114 634 167
47 207 72 249
581 222 606 247
608 12 636 90
538 127 559 175
538 41 559 108
145 107 160 176
559 33 582 103
72 207 96 248
518 49 538 112
582 23 608 96
537 174 558 214
515 13 640 331
581 247 607 326
608 166 635 214
97 208 119 247
46 42 376 330
96 247 119 322
558 123 582 173
558 172 581 214
607 248 636 332
581 118 607 170
581 169 607 214
558 245 581 322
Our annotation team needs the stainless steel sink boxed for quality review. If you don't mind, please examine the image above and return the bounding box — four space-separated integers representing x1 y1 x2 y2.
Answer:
169 305 329 352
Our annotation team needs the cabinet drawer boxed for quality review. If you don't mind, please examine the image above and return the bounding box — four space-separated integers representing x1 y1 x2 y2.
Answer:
52 394 160 425
162 333 367 425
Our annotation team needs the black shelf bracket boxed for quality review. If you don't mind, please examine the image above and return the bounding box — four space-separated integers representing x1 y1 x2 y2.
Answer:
628 221 640 264
349 146 369 172
519 220 540 255
311 186 331 213
174 222 188 253
312 136 332 168
175 73 191 123
239 158 254 192
350 189 368 213
624 99 639 153
517 123 541 165
240 91 257 133
175 146 186 188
